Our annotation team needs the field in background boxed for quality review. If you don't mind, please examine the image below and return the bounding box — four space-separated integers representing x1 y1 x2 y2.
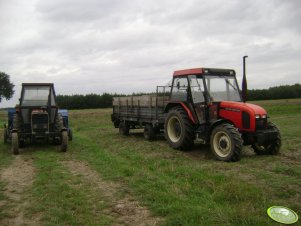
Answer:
0 99 300 226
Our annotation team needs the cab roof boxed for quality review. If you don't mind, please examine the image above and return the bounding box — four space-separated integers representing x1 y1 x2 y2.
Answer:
173 68 236 77
22 83 54 87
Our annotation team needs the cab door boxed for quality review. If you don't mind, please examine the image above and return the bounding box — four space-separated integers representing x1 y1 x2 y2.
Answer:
188 75 206 124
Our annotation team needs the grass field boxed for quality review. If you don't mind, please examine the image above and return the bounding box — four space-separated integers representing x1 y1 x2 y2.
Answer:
0 99 300 225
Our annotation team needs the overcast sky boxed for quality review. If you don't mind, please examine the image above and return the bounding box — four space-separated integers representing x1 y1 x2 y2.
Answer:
1 0 301 107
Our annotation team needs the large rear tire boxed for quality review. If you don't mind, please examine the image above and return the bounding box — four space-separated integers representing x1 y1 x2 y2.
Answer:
61 131 68 152
164 107 195 150
252 122 281 155
12 132 19 155
144 124 155 141
210 123 242 162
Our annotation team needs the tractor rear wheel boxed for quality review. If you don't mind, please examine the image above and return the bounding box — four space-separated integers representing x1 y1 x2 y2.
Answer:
68 129 73 141
12 132 19 155
61 131 68 152
144 124 155 141
252 122 281 155
119 122 129 136
210 123 242 162
164 107 194 150
4 128 8 144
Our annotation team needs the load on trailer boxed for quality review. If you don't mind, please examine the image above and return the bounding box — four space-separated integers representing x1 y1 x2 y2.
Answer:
111 67 281 162
3 83 72 154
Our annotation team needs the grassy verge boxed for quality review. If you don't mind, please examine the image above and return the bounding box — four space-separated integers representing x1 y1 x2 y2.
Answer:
0 99 300 225
69 103 301 225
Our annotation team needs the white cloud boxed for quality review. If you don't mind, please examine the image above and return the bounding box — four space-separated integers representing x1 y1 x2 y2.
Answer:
1 0 301 107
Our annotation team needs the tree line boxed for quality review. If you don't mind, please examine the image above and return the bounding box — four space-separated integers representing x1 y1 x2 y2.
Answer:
247 83 301 101
56 83 301 109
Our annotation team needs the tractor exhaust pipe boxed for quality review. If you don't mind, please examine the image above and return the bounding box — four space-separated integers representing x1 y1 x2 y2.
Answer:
242 55 248 102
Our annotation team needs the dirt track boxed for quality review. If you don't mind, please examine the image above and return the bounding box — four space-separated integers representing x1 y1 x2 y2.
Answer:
0 155 38 226
0 154 161 226
63 160 162 226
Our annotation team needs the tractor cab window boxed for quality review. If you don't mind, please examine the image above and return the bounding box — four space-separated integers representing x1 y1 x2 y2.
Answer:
22 86 50 106
171 77 188 101
205 75 241 102
188 75 205 103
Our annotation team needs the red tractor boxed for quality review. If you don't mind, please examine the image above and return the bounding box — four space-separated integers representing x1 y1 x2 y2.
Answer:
112 60 281 161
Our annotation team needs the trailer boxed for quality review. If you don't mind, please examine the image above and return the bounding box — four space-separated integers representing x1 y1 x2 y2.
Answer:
112 87 170 140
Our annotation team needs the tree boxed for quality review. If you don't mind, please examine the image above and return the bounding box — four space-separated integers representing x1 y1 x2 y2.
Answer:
0 72 15 102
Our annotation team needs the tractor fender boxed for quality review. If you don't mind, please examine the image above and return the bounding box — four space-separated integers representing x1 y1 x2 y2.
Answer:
164 102 196 124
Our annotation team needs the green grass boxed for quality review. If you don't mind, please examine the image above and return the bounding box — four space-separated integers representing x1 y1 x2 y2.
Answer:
0 99 300 225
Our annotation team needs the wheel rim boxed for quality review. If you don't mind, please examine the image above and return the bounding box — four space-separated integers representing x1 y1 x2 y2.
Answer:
167 116 182 143
213 131 232 157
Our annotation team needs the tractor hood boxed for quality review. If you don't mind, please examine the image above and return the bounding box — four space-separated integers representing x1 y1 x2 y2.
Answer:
219 101 267 116
218 101 267 132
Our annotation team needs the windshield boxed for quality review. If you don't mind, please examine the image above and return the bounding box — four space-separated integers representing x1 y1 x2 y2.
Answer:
21 86 50 106
205 75 241 102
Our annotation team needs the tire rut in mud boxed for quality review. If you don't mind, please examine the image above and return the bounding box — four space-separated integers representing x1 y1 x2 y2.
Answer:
63 160 162 226
0 155 38 226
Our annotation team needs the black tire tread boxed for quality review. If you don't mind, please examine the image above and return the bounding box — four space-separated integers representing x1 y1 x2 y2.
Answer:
252 122 281 155
61 131 68 152
165 107 195 150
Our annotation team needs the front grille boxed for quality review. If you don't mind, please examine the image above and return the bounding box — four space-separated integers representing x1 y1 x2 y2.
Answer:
256 118 267 130
32 113 49 135
242 111 250 129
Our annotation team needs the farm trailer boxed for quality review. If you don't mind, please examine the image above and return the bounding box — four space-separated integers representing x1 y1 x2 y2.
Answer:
111 67 281 162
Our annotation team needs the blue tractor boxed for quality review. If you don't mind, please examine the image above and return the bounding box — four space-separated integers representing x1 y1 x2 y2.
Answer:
3 83 72 154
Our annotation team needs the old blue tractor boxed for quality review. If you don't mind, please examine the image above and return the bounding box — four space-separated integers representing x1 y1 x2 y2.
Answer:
3 83 72 154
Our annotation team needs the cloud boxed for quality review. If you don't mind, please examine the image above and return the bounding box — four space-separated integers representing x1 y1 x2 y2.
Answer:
0 0 300 107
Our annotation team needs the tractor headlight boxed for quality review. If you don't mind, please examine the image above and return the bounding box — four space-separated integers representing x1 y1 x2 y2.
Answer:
255 114 260 119
262 114 267 119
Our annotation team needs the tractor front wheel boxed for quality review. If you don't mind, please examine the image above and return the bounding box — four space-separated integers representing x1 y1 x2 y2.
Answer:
252 122 281 155
164 107 194 150
61 131 68 152
210 123 243 162
12 132 19 155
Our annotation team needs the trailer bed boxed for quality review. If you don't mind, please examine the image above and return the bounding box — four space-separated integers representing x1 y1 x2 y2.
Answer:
112 95 170 125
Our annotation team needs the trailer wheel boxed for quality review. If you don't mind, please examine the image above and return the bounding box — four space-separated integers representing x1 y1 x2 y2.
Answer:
164 107 194 150
61 131 68 152
4 128 8 144
119 122 129 136
252 122 281 155
210 123 242 162
12 132 19 155
144 124 155 141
